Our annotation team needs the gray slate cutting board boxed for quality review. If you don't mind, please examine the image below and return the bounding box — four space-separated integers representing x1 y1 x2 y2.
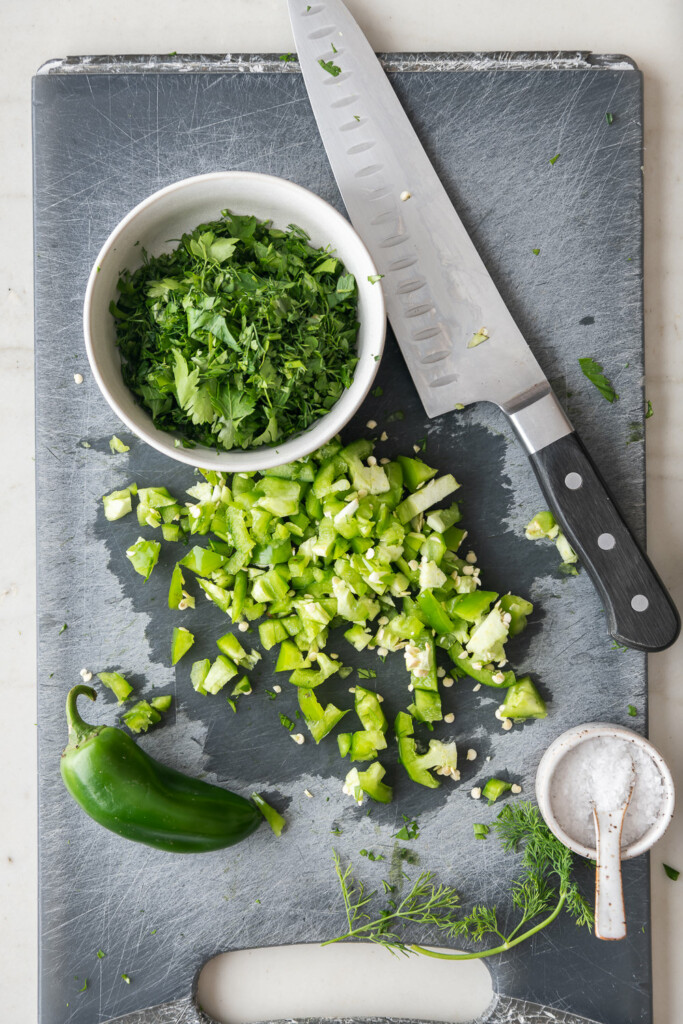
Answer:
33 53 651 1024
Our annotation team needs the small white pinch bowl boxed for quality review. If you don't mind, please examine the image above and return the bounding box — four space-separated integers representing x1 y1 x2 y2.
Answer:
83 172 386 471
535 722 675 860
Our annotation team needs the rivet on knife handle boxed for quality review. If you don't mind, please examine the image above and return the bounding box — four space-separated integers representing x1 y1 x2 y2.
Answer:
515 417 680 653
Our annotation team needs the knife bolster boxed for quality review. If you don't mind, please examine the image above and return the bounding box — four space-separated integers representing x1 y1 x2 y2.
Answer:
506 390 573 454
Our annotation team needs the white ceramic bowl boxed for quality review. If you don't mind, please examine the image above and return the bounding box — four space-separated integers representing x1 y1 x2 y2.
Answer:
535 722 675 860
83 172 386 470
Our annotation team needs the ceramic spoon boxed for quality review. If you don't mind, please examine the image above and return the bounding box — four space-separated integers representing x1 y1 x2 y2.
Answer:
592 770 635 940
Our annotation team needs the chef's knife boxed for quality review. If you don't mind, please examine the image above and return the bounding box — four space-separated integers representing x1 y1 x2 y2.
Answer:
287 0 679 652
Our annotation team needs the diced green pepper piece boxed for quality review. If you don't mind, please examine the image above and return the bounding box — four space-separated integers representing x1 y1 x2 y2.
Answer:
122 699 161 733
275 639 307 671
425 503 461 532
408 686 442 724
197 579 232 614
150 694 172 712
171 626 195 665
125 537 161 581
298 687 348 743
231 676 252 697
162 523 182 543
355 686 388 734
467 607 509 664
179 545 226 577
482 778 512 805
259 619 290 651
203 655 239 695
525 510 559 540
98 671 133 704
343 762 393 804
190 658 211 695
168 564 185 610
443 525 467 552
396 455 438 492
395 712 439 789
500 594 533 637
417 590 456 635
498 676 547 719
337 732 352 757
445 641 516 688
396 474 460 524
450 590 498 622
344 624 373 651
251 793 286 836
216 632 249 664
340 440 390 495
103 487 134 522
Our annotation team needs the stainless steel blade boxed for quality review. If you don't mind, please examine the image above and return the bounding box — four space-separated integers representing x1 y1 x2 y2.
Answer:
287 0 572 449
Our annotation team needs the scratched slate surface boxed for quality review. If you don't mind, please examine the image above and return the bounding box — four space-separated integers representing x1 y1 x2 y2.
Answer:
33 56 650 1024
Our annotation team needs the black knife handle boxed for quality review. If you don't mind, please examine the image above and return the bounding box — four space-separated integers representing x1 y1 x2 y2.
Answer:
529 431 679 652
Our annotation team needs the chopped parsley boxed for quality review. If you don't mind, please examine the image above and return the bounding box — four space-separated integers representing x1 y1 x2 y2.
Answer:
279 53 296 62
549 153 560 165
605 112 614 125
646 399 654 419
359 848 384 860
279 712 295 731
265 689 278 701
77 980 88 993
331 42 338 54
386 409 405 423
58 623 68 634
112 213 359 451
353 114 360 122
532 248 540 255
627 704 637 717
121 973 131 985
578 357 618 403
370 386 383 398
96 950 106 959
664 864 680 881
319 58 342 77
393 814 420 840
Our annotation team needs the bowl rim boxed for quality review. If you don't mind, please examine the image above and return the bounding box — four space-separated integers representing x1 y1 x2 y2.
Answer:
83 170 386 470
535 721 676 860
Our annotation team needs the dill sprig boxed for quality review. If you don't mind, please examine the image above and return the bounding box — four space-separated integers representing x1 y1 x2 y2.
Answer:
327 802 593 959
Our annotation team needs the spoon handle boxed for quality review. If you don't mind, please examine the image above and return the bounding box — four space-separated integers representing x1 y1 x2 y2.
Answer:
593 806 627 940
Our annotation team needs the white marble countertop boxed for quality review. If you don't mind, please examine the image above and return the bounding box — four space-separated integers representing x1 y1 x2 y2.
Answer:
2 1 681 1021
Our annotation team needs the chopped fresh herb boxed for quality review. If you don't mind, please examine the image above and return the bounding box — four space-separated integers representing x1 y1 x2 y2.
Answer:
532 248 540 255
327 802 592 957
227 698 237 713
109 435 130 454
646 399 654 419
610 641 628 652
371 386 383 398
394 815 420 840
306 4 311 9
368 274 384 284
78 980 88 993
112 213 359 451
386 409 405 423
97 950 106 959
605 112 614 125
360 849 385 861
279 53 296 62
331 42 338 53
150 929 157 935
454 403 465 410
473 823 490 840
58 623 67 634
549 153 560 165
121 974 131 985
578 357 618 403
331 826 343 836
265 689 277 701
627 704 637 717
353 114 361 121
398 848 419 864
319 58 342 77
279 712 295 731
627 422 644 445
357 668 377 679
417 437 427 452
664 864 680 881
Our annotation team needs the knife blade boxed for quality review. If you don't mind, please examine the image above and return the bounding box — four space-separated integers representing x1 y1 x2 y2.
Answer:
287 0 680 652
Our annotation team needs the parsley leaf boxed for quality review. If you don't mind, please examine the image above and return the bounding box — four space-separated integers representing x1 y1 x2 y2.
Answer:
664 864 680 881
319 58 342 77
578 357 619 403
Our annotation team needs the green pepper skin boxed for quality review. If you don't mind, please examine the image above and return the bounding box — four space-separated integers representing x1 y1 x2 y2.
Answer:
60 685 261 853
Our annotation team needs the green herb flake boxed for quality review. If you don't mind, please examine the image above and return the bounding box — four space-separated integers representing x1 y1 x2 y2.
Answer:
78 980 88 993
227 698 237 713
549 153 560 165
265 689 277 701
605 112 614 125
368 274 384 284
279 712 295 731
353 114 361 122
331 42 338 54
279 53 296 62
664 864 680 881
627 704 637 717
331 826 343 836
393 814 420 840
58 623 68 634
121 974 131 985
319 58 342 77
112 214 359 452
532 248 540 255
578 357 619 403
473 823 490 840
371 387 383 398
359 849 384 861
97 950 106 959
646 399 654 419
386 409 405 423
109 435 130 454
